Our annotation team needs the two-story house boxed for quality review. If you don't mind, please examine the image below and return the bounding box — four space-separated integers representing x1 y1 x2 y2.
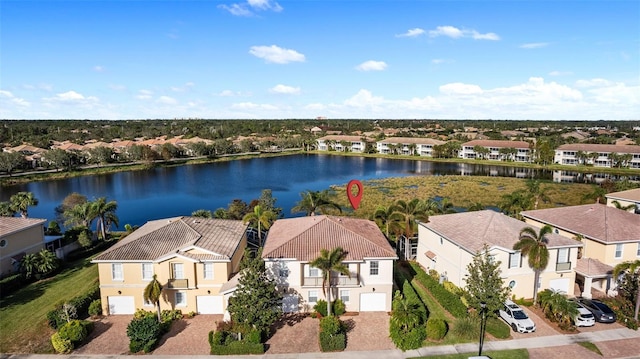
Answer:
316 135 369 153
376 137 445 157
606 188 640 214
92 217 248 315
459 140 531 162
416 210 581 299
521 204 640 298
0 217 48 275
554 144 640 168
262 215 397 313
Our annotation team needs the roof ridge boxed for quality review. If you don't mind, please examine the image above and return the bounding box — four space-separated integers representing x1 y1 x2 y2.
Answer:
326 216 384 252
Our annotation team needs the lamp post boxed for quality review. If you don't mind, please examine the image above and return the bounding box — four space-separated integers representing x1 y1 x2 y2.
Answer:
478 301 487 356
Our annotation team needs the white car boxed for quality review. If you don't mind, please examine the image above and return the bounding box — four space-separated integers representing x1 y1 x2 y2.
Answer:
499 300 536 333
571 300 596 327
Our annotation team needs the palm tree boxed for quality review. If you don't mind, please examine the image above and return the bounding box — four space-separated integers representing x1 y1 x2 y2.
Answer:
0 202 14 217
36 249 59 275
611 200 637 212
467 202 485 212
537 289 578 327
309 247 350 317
9 191 38 218
392 199 429 238
372 205 403 238
582 185 607 204
144 274 163 322
514 225 552 303
242 205 277 246
64 201 95 228
500 190 533 219
20 253 39 279
92 197 119 241
425 198 456 215
192 209 213 218
613 260 640 320
291 190 342 216
391 293 424 332
526 180 550 210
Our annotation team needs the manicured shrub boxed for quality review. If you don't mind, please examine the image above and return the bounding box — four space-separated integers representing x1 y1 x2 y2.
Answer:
88 299 102 317
426 318 448 340
314 299 328 317
126 314 162 353
47 283 100 329
389 318 427 351
319 316 346 352
333 299 346 316
210 340 264 355
51 332 73 354
208 322 266 355
58 320 90 344
409 262 467 318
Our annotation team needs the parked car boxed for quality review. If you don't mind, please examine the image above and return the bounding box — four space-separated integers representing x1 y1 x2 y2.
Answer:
577 298 616 323
499 300 536 333
569 299 595 327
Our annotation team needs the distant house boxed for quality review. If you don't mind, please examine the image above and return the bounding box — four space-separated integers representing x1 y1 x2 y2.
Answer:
606 188 640 214
92 217 248 315
376 137 445 157
459 140 531 162
554 144 640 168
262 215 397 313
416 210 581 299
316 135 369 153
521 204 640 298
0 217 47 275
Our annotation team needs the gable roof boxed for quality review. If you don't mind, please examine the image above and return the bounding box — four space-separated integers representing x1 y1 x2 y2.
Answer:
262 215 396 261
421 210 579 254
575 258 613 278
461 140 530 149
521 204 640 244
0 217 47 237
556 143 640 154
93 217 247 262
606 188 640 203
378 137 445 145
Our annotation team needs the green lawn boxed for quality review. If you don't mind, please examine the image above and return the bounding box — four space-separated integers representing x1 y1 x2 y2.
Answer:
0 259 99 353
410 348 529 359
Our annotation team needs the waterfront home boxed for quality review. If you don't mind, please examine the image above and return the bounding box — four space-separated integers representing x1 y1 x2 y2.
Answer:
459 140 531 162
521 204 640 298
606 188 640 214
416 210 581 299
376 137 445 157
262 215 397 313
554 143 640 168
316 135 369 153
0 217 47 275
92 217 248 315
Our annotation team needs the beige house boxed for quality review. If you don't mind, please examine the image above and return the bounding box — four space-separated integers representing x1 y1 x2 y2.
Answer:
606 188 640 214
0 217 48 275
262 215 397 313
521 204 640 298
92 217 248 315
316 135 369 153
416 210 581 299
554 143 640 168
459 140 531 162
376 137 445 157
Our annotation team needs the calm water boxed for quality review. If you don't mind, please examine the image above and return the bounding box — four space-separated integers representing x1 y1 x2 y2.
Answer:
0 154 558 227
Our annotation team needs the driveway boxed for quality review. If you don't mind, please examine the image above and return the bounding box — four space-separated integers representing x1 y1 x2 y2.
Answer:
341 312 395 351
266 314 320 354
504 305 561 339
73 315 132 355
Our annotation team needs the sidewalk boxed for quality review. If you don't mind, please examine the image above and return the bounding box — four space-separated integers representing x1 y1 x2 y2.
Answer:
2 327 639 359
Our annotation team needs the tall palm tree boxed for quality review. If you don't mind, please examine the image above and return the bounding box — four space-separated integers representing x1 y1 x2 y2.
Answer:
392 199 429 238
10 191 38 218
144 274 163 322
291 190 342 216
92 197 119 241
372 205 403 238
500 190 532 219
242 205 276 246
526 179 550 210
613 260 640 320
64 201 95 228
514 225 552 303
309 247 350 317
192 209 213 218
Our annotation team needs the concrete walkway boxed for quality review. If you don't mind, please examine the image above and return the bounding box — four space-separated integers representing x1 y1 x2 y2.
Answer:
2 327 639 359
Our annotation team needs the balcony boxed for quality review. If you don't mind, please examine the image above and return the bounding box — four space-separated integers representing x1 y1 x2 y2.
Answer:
303 276 359 287
555 262 571 272
167 278 188 289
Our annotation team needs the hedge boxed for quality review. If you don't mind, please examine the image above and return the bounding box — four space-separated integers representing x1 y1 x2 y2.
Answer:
426 318 448 340
208 329 265 355
319 316 346 352
409 262 467 318
47 281 100 329
51 319 94 354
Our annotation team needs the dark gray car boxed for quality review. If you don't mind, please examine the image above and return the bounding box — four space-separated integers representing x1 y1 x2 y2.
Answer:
577 298 616 323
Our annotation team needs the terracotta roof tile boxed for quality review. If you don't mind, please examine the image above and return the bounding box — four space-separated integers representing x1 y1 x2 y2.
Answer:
556 143 640 154
262 216 396 261
379 137 445 145
0 217 47 236
461 139 530 149
607 188 640 202
575 258 613 277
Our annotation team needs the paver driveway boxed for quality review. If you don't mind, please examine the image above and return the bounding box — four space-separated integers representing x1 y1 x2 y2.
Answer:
73 315 131 355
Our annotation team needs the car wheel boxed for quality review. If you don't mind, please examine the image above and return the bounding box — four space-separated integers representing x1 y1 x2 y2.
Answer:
511 323 517 332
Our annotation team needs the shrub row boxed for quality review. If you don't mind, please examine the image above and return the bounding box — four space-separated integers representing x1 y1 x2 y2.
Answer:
47 281 100 329
409 262 467 318
126 309 183 353
318 316 346 352
313 299 346 317
51 319 94 354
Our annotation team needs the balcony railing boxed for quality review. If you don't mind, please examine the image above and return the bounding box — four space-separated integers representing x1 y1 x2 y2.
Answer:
556 262 571 272
167 278 188 289
303 276 359 287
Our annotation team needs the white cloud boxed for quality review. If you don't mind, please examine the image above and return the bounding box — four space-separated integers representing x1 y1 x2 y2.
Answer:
136 89 153 100
355 60 388 72
219 0 282 16
520 42 549 49
157 96 178 105
575 78 614 88
396 28 425 37
269 84 300 95
93 65 105 72
343 89 385 108
249 45 305 64
0 90 30 107
439 83 483 95
48 90 98 102
428 25 499 41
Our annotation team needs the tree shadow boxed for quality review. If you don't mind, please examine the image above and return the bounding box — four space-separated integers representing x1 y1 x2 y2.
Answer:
155 319 188 347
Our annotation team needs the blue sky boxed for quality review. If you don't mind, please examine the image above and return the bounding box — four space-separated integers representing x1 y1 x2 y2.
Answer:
1 0 638 121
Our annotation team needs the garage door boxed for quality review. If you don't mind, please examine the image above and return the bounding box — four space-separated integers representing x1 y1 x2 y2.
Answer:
360 293 386 312
108 296 135 315
282 294 299 313
196 296 224 314
549 278 570 294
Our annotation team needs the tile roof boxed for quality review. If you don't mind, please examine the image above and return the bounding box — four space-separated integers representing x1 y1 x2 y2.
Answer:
262 215 397 261
317 135 367 142
378 137 445 145
606 188 640 202
0 217 47 237
93 217 247 262
521 204 640 244
575 258 613 278
422 210 580 254
556 143 640 154
461 140 530 149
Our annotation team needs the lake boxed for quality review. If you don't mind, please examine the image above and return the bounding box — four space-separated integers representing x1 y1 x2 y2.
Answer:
0 154 606 227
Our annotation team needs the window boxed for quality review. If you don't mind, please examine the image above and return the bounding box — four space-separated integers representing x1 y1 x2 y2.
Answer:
279 268 289 278
172 263 184 279
203 263 214 279
308 290 318 303
508 280 516 289
340 290 350 303
370 261 379 276
615 244 623 259
557 248 569 263
175 291 187 307
309 266 320 277
637 243 640 257
141 263 153 281
0 239 7 248
509 252 521 268
111 263 123 281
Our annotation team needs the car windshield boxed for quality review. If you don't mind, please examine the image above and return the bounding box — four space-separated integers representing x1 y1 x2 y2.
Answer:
593 302 613 313
513 310 528 320
581 313 594 319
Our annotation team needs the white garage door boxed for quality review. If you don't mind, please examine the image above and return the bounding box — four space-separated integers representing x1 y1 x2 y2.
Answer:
108 296 135 315
360 293 386 312
549 278 570 294
196 296 224 314
282 294 299 313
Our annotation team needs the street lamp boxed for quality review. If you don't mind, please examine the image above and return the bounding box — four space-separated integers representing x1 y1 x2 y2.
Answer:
478 301 487 356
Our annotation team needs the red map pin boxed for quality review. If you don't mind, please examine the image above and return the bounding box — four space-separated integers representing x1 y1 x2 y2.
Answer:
346 179 363 210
